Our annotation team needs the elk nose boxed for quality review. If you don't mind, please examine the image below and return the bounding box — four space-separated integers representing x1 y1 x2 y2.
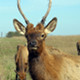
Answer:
30 41 37 47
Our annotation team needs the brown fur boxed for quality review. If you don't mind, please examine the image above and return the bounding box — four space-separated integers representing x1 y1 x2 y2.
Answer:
15 45 28 80
46 46 65 55
76 41 80 55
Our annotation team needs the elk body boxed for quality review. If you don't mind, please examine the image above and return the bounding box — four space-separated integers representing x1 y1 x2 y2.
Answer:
13 0 80 80
15 45 28 80
76 41 80 55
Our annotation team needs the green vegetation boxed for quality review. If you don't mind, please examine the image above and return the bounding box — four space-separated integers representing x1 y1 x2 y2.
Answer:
0 35 80 80
6 31 22 37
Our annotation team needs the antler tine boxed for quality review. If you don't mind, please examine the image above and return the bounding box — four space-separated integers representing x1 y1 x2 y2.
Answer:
41 0 52 25
17 0 29 24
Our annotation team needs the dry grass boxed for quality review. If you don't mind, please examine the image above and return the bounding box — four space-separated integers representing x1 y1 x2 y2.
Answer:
0 35 80 80
46 35 80 55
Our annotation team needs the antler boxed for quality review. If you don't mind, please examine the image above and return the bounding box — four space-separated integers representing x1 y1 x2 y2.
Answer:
41 0 52 25
17 0 29 24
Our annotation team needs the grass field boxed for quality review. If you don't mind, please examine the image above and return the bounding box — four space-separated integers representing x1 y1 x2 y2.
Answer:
0 35 80 80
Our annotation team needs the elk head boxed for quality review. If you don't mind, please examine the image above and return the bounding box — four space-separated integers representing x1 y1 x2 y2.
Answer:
15 70 26 80
13 0 57 53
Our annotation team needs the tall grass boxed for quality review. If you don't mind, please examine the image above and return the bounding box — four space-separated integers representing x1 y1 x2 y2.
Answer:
0 35 80 80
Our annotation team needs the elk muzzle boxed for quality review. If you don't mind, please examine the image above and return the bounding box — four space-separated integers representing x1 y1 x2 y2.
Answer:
28 40 38 50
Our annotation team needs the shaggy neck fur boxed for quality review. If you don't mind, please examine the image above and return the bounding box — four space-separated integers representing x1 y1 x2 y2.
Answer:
28 42 62 80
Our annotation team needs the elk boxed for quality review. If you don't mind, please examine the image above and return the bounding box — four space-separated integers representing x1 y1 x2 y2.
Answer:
13 0 80 80
15 45 29 80
76 41 80 55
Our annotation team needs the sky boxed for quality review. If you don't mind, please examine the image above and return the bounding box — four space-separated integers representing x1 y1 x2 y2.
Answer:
0 0 80 37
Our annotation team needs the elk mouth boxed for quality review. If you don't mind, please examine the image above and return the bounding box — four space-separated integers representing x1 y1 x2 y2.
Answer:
28 45 38 50
29 47 37 50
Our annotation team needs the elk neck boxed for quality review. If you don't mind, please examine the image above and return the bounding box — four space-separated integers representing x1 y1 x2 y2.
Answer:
28 40 61 80
19 51 25 72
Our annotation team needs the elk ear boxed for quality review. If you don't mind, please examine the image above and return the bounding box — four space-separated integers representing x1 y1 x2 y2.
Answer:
45 17 57 34
13 19 26 35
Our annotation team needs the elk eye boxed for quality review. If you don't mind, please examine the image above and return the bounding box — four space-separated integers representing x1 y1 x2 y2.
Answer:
41 34 45 37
